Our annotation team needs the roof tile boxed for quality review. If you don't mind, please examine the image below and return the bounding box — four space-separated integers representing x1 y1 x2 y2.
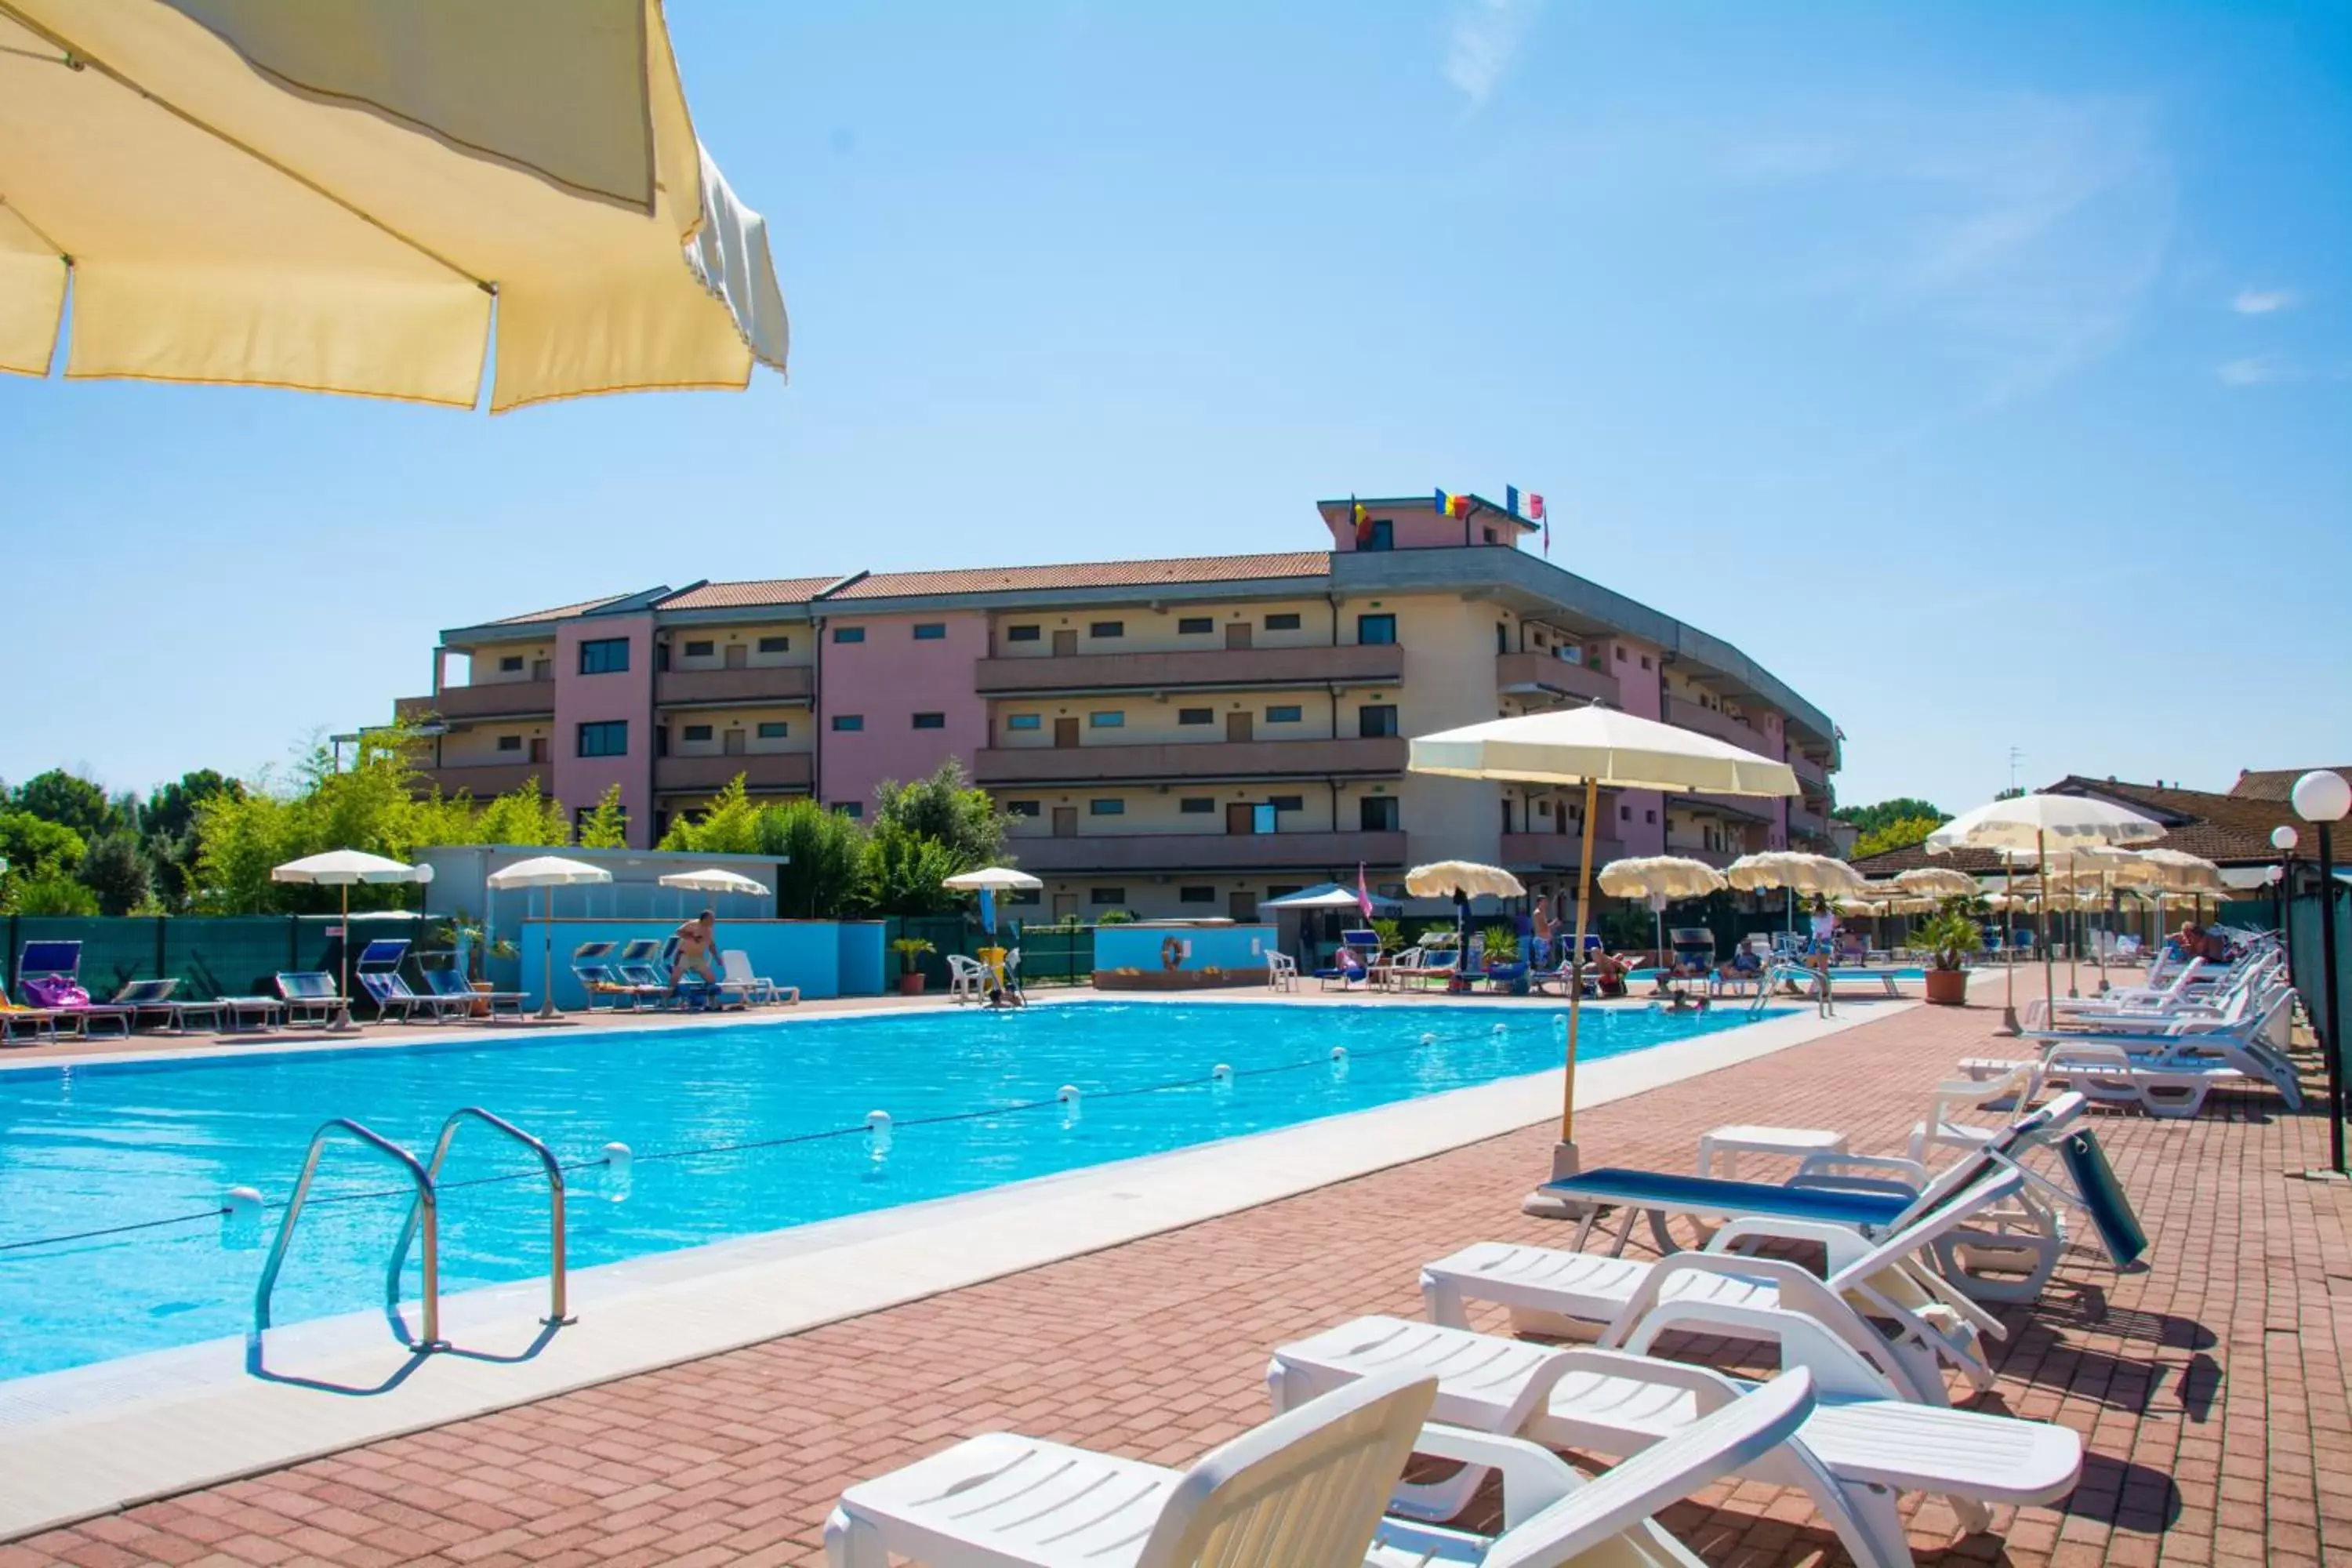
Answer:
489 592 631 626
1849 774 2307 876
655 576 839 612
826 551 1331 601
2229 766 2352 802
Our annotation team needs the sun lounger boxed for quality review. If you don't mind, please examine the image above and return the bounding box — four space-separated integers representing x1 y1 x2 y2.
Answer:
274 971 347 1027
719 948 794 1005
1759 962 1904 1001
1418 1168 2029 1406
16 940 136 1037
1272 1309 2081 1568
419 966 529 1019
2023 991 2300 1109
352 939 461 1022
572 942 660 1011
2038 1041 2245 1120
825 1365 1439 1566
103 978 227 1034
0 983 61 1044
217 995 287 1032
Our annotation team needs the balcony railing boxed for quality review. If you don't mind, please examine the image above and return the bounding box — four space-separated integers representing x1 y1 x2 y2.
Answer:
1664 696 1768 756
418 760 547 797
1494 652 1619 707
1006 830 1407 874
1499 833 1628 873
1685 791 1775 824
403 679 557 723
975 735 1407 786
654 752 814 793
975 643 1402 695
1662 842 1737 869
1789 752 1829 789
1788 806 1828 837
655 665 814 707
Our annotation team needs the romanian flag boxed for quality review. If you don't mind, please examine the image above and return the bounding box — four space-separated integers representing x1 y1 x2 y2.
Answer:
1435 488 1472 520
1352 497 1372 546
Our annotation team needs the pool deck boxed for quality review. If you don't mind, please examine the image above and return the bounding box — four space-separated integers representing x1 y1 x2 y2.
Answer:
2 964 2344 1566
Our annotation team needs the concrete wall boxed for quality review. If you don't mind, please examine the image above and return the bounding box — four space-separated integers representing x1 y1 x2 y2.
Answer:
515 917 885 1008
554 614 656 842
1094 920 1276 982
818 610 989 814
989 597 1341 656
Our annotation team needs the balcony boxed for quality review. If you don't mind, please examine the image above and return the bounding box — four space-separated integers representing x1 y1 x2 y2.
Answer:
1789 752 1829 789
655 665 814 708
1007 830 1407 874
654 752 814 794
1788 806 1828 838
403 679 556 723
1494 652 1619 706
419 760 548 797
1664 696 1768 757
975 736 1407 786
1686 791 1775 824
1499 833 1628 873
975 644 1403 695
1663 842 1737 869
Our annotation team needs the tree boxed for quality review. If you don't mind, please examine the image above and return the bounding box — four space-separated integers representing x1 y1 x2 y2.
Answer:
1839 798 1949 839
870 760 1008 873
470 777 572 847
856 821 965 916
12 769 122 842
0 811 88 912
575 785 629 849
659 775 762 855
11 874 98 916
1851 815 1944 860
79 833 153 916
757 798 867 918
140 771 245 910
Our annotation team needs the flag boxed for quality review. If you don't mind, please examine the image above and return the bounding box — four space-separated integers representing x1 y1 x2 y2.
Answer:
978 887 996 935
1352 495 1372 547
1530 492 1548 556
1505 485 1520 517
1356 863 1374 920
1435 489 1471 521
1434 486 1451 517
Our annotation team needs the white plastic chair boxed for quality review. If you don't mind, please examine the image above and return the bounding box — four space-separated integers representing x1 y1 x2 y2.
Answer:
720 949 796 1005
945 953 988 1004
825 1366 1437 1566
1267 951 1300 992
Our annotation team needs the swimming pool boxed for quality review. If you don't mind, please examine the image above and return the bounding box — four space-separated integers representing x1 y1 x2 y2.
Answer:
0 1000 1769 1381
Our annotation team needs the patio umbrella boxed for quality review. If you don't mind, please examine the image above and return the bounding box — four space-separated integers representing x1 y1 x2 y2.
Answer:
657 866 771 916
1928 793 2162 1029
1726 851 1864 945
1 2 786 410
1409 706 1796 1186
942 867 1046 891
1597 856 1727 978
1406 861 1526 953
2123 847 2230 949
1895 867 1979 899
270 850 430 1030
486 855 613 1018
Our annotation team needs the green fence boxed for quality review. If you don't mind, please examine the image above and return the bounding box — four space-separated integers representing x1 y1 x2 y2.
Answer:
2 915 438 1001
867 916 1098 989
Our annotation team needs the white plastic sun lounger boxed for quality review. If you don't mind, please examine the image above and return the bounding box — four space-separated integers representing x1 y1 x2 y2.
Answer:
1272 1309 2082 1568
826 1365 1438 1566
1420 1169 2027 1406
720 948 797 1005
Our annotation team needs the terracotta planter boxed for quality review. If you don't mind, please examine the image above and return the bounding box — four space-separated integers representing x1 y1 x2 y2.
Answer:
468 981 492 1018
898 972 927 996
1923 967 1968 1006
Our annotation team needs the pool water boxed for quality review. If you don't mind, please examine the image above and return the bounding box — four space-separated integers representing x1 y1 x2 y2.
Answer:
0 1000 1769 1381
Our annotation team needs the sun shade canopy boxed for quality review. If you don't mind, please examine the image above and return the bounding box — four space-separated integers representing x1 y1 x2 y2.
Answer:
1726 851 1864 896
1406 707 1799 796
1404 861 1525 900
1596 856 1728 901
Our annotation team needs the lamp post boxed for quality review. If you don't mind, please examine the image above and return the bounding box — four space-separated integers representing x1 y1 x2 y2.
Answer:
2274 824 2299 987
2291 772 2349 1178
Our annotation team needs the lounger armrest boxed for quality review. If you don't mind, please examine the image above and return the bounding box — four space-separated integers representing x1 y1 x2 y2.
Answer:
1539 1346 1745 1414
1406 1425 1583 1526
1620 1301 1905 1402
1706 1217 1875 1272
1792 1151 1929 1188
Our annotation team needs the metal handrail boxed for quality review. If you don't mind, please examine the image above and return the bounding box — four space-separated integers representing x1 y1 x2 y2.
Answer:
254 1118 440 1350
394 1107 573 1327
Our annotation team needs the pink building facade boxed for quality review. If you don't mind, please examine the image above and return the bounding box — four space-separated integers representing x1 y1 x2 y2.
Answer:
815 609 992 815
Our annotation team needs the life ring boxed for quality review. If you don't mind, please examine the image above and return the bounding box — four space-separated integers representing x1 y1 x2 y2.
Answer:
1160 935 1189 971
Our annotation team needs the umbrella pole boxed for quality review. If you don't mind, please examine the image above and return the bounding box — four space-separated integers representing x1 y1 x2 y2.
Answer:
536 887 559 1020
1558 779 1599 1160
2038 831 2056 1010
2001 855 2018 1034
332 883 355 1031
2098 875 2111 992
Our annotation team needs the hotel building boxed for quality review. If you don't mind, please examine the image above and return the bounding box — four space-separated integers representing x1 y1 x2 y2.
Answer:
394 495 1839 920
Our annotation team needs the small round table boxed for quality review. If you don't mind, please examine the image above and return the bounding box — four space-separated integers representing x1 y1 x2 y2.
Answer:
1696 1123 1849 1181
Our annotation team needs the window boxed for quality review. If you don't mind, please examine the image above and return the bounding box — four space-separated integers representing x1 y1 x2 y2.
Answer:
1483 527 1498 544
1265 612 1301 631
1089 711 1124 728
1266 885 1304 901
1640 655 1652 670
1006 624 1041 643
1496 624 1508 655
684 639 715 658
1358 704 1399 738
837 801 864 818
1177 616 1213 634
912 712 946 729
1265 705 1303 724
1007 713 1043 731
1089 799 1125 815
1089 620 1124 638
1356 613 1397 645
1269 794 1303 812
1363 519 1393 551
1007 800 1042 818
578 637 630 674
1360 797 1400 831
1645 808 1657 823
1177 708 1214 726
577 720 627 757
832 714 864 731
1089 887 1126 905
1252 804 1277 833
1178 886 1216 904
758 635 791 654
1614 647 1626 662
833 626 865 644
757 721 789 739
495 735 521 752
499 655 524 673
1179 797 1214 814
683 724 713 742
913 622 947 641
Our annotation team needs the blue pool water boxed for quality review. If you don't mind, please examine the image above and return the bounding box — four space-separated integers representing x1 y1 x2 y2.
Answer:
0 1000 1769 1381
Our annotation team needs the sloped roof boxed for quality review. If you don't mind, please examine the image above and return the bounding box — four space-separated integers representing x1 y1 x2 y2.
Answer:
489 592 632 626
2230 766 2352 802
1849 775 2303 879
657 576 839 612
826 551 1332 601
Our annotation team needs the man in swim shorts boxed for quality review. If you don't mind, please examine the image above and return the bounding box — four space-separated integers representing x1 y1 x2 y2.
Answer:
669 909 719 999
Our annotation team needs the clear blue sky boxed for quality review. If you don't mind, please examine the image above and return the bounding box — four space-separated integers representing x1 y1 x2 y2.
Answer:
4 2 2347 817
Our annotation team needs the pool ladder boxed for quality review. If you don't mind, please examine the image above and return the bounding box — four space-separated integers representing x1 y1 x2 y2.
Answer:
252 1108 572 1355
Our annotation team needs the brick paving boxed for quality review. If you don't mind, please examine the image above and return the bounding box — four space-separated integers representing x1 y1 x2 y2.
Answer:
5 968 2346 1567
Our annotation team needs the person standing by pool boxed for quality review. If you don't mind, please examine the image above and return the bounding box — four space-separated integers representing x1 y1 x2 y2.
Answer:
670 909 720 999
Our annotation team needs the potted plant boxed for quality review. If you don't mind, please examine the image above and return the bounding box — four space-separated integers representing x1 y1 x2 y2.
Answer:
1480 924 1530 994
1911 907 1981 1005
890 937 935 996
435 914 517 1016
